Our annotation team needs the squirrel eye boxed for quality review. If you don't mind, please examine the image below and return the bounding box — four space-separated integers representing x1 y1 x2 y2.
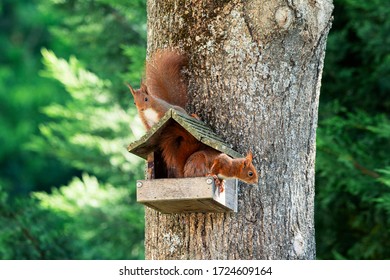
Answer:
144 97 148 102
248 171 253 177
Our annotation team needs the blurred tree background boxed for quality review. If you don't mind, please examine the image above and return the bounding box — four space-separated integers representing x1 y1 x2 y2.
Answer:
0 0 146 259
316 0 390 259
0 0 389 259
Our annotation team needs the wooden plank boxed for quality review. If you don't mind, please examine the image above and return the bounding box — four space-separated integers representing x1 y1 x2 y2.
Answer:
214 179 238 212
171 110 243 158
136 177 238 213
127 110 174 159
128 109 243 160
143 199 230 213
137 177 214 201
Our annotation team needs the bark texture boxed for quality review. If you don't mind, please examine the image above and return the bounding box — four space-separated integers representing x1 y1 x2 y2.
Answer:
144 0 333 259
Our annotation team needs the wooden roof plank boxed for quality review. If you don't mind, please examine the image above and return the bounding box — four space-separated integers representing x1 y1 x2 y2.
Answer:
128 109 242 159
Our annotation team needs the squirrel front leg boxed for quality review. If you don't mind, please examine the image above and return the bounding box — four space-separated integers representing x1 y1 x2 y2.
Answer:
208 155 230 193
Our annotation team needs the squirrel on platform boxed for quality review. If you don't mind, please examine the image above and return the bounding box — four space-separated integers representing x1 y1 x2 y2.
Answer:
127 49 189 130
184 148 258 191
128 49 259 186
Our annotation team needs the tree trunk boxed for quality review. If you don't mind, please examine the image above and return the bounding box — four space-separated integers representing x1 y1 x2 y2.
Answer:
144 0 333 259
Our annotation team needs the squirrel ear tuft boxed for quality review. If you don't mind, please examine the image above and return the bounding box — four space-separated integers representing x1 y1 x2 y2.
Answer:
140 83 149 94
126 83 136 96
246 151 253 162
244 151 253 167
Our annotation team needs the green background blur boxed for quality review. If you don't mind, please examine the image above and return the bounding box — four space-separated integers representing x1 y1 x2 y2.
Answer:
0 0 389 259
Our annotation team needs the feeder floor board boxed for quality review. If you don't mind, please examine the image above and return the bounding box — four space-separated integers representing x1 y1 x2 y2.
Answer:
136 177 238 213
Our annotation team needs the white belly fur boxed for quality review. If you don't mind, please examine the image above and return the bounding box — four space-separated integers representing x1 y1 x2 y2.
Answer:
144 108 159 127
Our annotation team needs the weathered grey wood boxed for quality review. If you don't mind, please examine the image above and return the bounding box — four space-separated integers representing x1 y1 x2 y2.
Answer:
127 110 174 159
137 177 238 213
144 0 333 260
128 109 241 215
127 108 243 159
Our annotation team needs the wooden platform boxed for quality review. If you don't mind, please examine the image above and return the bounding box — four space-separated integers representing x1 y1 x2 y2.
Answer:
128 109 241 214
136 177 238 213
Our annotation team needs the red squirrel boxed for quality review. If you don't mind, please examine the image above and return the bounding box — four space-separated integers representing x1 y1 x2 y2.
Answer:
128 49 201 178
184 148 258 191
144 49 188 107
159 123 205 178
127 49 188 130
127 83 187 130
128 49 259 186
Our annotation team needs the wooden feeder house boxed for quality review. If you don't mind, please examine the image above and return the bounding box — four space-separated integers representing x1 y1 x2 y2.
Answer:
127 109 242 214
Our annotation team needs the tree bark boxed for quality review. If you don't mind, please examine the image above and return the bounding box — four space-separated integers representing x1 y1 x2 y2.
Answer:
144 0 333 259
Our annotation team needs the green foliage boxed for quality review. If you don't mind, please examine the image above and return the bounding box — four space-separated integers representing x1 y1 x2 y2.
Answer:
24 45 144 259
1 0 147 259
316 0 390 259
39 0 147 102
0 0 75 194
0 187 75 259
0 174 144 259
374 169 390 219
1 0 388 260
34 174 144 259
30 49 145 186
322 0 390 111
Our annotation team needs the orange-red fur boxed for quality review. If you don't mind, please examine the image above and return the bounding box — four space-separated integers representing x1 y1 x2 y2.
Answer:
159 123 204 178
127 49 188 130
145 49 188 108
128 49 258 184
127 83 186 130
184 149 258 184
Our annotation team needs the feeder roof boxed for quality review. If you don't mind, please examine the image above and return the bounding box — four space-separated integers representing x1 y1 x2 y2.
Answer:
127 109 242 159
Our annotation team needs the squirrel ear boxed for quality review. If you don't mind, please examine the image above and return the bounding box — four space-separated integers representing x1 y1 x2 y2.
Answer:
244 151 253 167
126 83 136 96
247 151 253 161
140 83 149 95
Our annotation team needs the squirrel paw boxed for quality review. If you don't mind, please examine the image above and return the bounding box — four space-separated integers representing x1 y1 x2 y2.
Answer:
218 180 225 193
207 174 224 193
191 113 201 120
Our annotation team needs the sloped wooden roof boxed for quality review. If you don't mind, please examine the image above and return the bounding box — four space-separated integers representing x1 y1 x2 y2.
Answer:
127 109 242 159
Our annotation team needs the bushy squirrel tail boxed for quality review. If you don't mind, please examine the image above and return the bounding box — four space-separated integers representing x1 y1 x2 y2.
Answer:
159 123 203 178
145 49 188 108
